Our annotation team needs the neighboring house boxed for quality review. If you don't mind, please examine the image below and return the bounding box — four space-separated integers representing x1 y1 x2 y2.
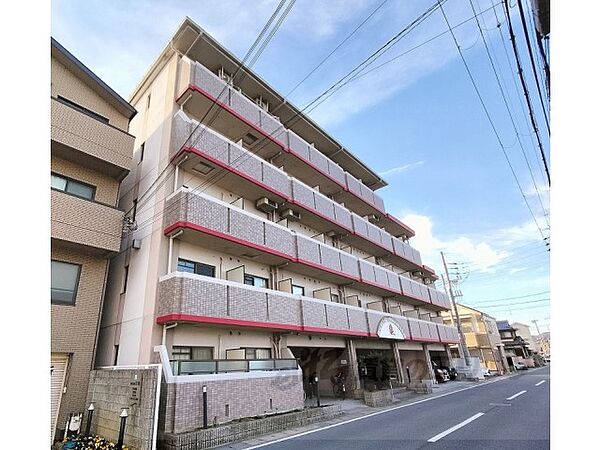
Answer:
512 322 539 353
496 320 532 368
95 17 460 432
535 332 551 357
441 304 509 374
50 38 136 442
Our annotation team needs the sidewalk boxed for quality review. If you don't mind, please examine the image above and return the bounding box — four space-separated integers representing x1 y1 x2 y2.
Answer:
216 376 513 449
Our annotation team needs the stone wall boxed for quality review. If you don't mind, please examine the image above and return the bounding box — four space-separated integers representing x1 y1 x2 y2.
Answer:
85 367 160 450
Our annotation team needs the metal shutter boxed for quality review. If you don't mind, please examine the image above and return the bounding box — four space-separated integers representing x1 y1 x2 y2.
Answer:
51 353 69 443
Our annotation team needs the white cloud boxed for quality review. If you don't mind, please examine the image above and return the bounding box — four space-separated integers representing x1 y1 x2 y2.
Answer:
379 160 424 177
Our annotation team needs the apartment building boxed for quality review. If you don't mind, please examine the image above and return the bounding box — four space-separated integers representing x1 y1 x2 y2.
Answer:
51 39 136 441
96 18 460 432
441 304 509 374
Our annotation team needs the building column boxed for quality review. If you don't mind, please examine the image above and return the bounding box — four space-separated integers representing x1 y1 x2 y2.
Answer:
345 338 361 393
392 341 405 385
422 344 436 382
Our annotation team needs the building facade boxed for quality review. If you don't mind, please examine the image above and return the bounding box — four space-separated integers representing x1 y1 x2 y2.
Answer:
51 39 136 441
497 320 532 368
441 304 509 374
512 322 538 353
96 18 460 431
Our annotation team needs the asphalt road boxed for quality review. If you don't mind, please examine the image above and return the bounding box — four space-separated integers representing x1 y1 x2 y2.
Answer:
245 367 550 450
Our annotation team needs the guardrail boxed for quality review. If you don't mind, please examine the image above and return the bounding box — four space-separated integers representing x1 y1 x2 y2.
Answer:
171 358 299 375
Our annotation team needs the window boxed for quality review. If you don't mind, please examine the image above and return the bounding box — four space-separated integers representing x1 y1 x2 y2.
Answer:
331 293 340 303
245 348 271 359
57 96 110 124
244 274 268 288
172 346 213 360
51 173 96 201
176 258 215 277
291 285 305 296
51 260 81 304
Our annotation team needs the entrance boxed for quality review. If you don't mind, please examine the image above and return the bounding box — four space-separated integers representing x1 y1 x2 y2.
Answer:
356 348 396 391
51 353 69 443
289 347 348 397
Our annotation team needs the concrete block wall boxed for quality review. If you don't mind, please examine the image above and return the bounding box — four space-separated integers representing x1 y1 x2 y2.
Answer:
85 367 159 450
161 372 304 434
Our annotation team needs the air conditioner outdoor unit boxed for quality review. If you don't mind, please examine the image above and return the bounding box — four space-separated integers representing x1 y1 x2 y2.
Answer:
366 214 380 223
280 208 301 221
255 96 270 112
256 197 278 213
218 67 233 84
412 270 424 277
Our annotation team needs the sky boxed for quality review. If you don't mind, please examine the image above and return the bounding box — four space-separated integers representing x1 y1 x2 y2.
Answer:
51 0 551 335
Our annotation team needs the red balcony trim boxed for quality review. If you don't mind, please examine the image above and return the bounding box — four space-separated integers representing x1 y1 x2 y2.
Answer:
296 258 361 282
156 313 371 337
164 221 295 262
178 85 288 150
409 336 441 343
386 213 415 237
176 146 291 201
288 199 353 234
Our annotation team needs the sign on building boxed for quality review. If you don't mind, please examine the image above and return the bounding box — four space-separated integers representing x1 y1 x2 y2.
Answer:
377 317 406 340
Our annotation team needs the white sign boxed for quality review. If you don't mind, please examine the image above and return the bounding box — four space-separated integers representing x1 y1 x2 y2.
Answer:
377 318 406 340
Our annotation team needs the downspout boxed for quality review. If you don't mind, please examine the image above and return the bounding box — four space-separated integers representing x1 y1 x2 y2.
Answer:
161 323 178 346
173 155 188 192
167 230 184 273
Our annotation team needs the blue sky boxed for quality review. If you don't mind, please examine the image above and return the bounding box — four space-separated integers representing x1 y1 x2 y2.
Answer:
51 0 550 334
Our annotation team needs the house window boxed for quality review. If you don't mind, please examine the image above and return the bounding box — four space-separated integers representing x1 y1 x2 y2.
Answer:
331 293 340 303
172 346 213 360
176 258 215 277
51 173 96 201
244 274 268 288
291 285 305 296
245 348 271 359
51 260 82 305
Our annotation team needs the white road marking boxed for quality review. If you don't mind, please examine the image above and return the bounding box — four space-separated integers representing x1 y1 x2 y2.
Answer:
506 390 527 400
242 377 509 449
427 412 485 443
535 380 546 386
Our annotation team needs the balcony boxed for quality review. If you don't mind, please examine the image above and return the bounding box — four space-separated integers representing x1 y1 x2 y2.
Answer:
51 98 134 179
163 188 448 309
51 189 124 254
171 358 298 375
170 113 425 273
175 61 414 239
156 272 459 343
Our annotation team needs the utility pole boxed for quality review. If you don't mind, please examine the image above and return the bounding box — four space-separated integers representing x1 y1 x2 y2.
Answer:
441 251 471 365
531 319 545 354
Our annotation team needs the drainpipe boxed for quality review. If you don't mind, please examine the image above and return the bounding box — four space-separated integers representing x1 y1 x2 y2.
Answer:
167 230 184 273
173 155 188 192
161 323 178 346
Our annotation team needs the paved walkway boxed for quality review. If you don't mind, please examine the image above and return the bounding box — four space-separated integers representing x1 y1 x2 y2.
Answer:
217 375 519 449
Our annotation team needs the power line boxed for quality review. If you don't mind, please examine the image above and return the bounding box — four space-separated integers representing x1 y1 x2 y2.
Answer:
467 0 549 226
468 297 549 309
436 0 546 241
465 290 549 304
502 0 550 187
515 0 550 130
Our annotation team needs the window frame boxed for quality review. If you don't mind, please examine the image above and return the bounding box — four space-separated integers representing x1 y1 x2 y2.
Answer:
244 274 269 289
51 259 82 305
176 258 216 278
56 95 110 124
291 284 305 296
51 172 96 201
171 345 214 361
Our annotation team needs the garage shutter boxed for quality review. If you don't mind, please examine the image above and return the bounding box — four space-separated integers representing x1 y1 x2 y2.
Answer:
51 353 69 443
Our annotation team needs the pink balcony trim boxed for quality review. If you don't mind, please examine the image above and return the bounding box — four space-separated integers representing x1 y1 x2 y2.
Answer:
178 85 288 150
288 199 353 234
296 258 361 282
409 336 441 343
156 313 371 337
164 221 295 262
286 146 348 192
175 146 291 201
386 213 415 237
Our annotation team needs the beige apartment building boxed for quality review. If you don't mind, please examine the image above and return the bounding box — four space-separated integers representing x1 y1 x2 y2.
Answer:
96 18 460 432
442 304 509 374
51 38 136 442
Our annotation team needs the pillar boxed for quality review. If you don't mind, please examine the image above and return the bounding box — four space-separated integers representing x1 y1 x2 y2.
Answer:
444 345 454 368
392 342 405 385
345 338 361 393
422 344 436 382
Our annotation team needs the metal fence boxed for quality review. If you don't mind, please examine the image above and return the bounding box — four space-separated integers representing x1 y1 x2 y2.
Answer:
171 358 299 375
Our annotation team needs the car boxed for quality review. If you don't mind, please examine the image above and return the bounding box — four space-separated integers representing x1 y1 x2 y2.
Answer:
514 362 528 371
481 368 492 377
446 367 458 380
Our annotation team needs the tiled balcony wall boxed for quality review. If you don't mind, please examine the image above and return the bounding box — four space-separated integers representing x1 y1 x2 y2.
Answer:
171 114 425 271
157 272 459 343
186 62 389 218
164 189 449 308
51 98 134 171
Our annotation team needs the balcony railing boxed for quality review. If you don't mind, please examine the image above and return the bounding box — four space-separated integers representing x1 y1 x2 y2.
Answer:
171 358 299 375
156 272 461 344
163 188 449 308
176 61 414 239
51 97 134 173
170 114 427 274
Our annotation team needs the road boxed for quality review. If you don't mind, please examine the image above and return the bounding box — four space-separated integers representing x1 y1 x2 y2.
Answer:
244 366 550 450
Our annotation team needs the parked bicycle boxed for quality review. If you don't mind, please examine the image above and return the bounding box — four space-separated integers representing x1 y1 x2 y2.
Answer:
331 370 347 400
